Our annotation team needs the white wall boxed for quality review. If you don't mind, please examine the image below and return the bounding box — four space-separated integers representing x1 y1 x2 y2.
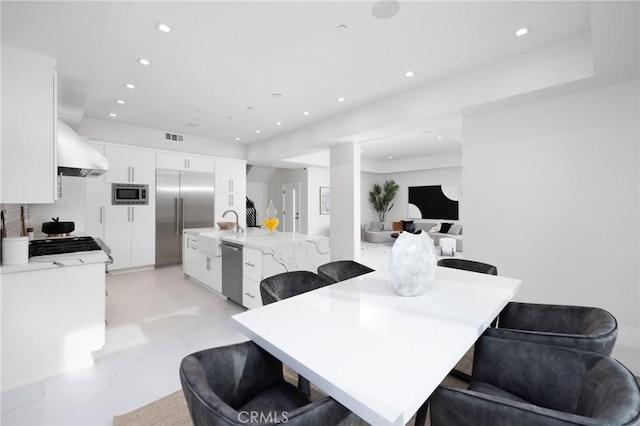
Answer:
306 166 330 237
29 176 87 237
330 144 361 261
79 118 246 160
361 167 462 226
463 79 639 374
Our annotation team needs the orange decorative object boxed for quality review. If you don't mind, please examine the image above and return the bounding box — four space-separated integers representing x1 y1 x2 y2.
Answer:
264 217 279 233
264 199 279 233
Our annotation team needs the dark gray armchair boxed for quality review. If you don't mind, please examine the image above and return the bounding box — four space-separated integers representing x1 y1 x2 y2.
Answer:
430 335 640 426
260 271 331 396
180 341 361 426
437 258 497 275
316 260 374 284
488 301 619 356
437 259 619 355
260 271 329 305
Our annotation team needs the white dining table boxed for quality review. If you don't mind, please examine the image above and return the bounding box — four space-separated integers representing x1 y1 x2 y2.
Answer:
231 266 521 426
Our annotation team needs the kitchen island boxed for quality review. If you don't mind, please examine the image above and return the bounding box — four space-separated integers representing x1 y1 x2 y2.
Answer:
183 228 330 309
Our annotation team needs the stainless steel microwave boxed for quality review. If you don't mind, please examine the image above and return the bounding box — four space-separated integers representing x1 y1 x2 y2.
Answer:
112 183 149 205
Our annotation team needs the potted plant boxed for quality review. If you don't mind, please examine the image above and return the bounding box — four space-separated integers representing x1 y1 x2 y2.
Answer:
368 180 400 222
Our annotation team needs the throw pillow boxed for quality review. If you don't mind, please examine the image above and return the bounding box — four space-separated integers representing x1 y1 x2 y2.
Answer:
448 224 462 235
401 220 416 233
428 220 442 232
439 223 452 233
392 221 403 231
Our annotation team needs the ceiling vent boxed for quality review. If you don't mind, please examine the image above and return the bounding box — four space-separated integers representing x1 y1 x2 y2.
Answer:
165 132 184 143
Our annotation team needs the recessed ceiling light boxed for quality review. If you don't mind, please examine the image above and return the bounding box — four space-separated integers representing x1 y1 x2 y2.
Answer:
247 106 255 111
337 97 345 102
227 116 233 119
109 113 117 118
255 130 261 134
235 137 240 141
515 27 530 37
405 71 415 77
125 83 135 89
156 22 172 33
272 93 282 98
303 111 310 116
137 58 151 66
436 136 443 140
116 100 125 105
337 24 348 32
276 122 282 126
388 156 393 159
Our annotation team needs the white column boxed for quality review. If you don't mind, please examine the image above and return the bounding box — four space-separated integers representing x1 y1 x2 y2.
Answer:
329 143 361 261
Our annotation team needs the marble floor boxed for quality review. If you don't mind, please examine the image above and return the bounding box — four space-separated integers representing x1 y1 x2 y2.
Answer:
1 242 392 425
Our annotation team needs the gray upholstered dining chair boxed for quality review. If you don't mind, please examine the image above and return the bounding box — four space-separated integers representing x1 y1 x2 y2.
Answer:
437 258 497 275
260 271 329 305
430 335 640 426
260 270 331 395
316 260 375 284
437 258 619 355
180 341 361 426
486 301 619 356
437 258 499 381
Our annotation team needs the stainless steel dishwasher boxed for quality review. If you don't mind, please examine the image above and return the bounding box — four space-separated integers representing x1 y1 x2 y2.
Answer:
221 242 243 305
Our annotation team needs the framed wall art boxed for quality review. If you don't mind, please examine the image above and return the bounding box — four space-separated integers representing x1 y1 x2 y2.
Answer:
320 187 331 214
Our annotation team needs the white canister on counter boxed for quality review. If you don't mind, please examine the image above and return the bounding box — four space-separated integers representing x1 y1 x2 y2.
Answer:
2 236 29 265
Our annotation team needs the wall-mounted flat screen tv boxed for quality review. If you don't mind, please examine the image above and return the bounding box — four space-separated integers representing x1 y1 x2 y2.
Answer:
408 185 459 220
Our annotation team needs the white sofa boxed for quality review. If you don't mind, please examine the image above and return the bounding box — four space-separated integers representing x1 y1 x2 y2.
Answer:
363 221 463 252
362 222 398 243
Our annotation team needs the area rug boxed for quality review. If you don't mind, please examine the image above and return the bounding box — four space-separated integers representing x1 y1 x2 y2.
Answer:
113 365 468 426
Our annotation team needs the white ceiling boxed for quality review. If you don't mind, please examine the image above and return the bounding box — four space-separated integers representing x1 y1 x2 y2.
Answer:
2 1 592 163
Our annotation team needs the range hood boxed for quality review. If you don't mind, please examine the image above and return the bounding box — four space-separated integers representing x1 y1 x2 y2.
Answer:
57 119 109 177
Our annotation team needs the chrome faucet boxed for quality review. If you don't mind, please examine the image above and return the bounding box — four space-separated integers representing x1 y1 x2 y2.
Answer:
222 209 243 234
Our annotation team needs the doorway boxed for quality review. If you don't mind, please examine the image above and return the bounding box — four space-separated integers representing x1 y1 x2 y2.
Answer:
282 182 301 233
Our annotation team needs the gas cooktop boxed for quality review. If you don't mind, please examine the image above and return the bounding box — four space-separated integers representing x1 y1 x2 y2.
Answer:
29 236 102 257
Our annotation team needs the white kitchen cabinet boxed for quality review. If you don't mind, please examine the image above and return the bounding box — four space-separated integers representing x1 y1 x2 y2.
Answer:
214 158 246 228
85 144 110 240
103 146 156 184
183 234 203 281
157 152 214 173
214 159 246 193
183 234 221 293
85 177 110 241
104 192 155 270
1 261 106 390
241 246 263 309
1 46 57 204
242 277 262 309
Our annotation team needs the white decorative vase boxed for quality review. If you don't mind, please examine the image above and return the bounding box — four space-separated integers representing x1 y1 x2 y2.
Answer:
389 231 437 296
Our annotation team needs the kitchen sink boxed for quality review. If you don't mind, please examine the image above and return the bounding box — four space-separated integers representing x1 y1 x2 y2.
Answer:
197 232 222 256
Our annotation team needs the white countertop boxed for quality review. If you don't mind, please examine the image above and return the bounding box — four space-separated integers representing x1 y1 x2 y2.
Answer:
0 250 109 274
232 267 521 425
184 228 328 250
219 231 327 249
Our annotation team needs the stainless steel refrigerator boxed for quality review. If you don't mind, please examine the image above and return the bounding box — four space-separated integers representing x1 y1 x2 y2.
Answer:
155 170 214 266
